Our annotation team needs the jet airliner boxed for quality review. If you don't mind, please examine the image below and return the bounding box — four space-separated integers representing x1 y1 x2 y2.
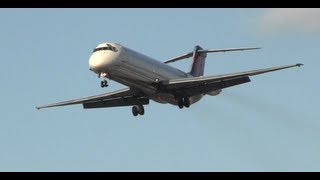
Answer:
36 42 303 116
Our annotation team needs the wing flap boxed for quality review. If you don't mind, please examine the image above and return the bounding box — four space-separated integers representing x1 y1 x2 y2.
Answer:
83 97 149 109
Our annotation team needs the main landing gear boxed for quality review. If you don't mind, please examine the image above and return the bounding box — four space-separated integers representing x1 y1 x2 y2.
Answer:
132 105 145 116
177 97 190 109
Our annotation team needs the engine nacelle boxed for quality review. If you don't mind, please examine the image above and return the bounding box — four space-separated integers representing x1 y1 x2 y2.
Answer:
206 89 222 96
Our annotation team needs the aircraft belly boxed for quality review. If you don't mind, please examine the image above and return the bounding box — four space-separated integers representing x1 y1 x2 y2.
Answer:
151 93 175 104
110 63 159 94
151 93 203 106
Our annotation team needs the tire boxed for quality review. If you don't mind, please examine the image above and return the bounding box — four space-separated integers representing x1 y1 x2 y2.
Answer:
178 98 184 109
138 105 145 115
184 97 190 108
132 106 138 116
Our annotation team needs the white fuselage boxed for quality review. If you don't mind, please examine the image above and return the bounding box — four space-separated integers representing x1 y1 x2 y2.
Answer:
88 42 203 105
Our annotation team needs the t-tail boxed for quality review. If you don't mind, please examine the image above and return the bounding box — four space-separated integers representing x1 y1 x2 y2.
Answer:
164 46 261 77
189 45 207 77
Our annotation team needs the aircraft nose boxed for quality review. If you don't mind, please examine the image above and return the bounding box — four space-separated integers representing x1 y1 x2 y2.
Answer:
89 55 103 73
88 48 120 73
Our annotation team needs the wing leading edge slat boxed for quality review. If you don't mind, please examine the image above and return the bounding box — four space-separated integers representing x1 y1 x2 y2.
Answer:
36 88 138 109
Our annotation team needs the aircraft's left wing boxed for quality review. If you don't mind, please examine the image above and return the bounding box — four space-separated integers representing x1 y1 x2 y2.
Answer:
36 88 149 110
162 63 303 96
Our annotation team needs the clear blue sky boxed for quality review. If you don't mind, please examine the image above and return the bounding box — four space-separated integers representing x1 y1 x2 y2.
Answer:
0 8 319 171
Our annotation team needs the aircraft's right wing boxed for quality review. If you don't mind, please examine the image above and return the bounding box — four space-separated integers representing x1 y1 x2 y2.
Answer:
36 88 149 110
162 63 303 96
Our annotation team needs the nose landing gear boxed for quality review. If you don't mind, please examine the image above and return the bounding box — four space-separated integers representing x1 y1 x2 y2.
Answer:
99 72 109 88
100 80 108 88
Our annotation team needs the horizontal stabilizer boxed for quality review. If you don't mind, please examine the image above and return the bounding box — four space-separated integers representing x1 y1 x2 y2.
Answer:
164 47 261 64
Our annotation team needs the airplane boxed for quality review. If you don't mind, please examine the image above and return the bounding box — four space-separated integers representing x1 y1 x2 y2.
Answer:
36 42 303 116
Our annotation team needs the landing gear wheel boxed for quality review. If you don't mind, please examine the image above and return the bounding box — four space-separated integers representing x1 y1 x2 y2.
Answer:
183 97 190 108
178 97 190 109
178 98 184 109
137 105 145 115
132 106 139 116
132 105 145 116
100 80 109 88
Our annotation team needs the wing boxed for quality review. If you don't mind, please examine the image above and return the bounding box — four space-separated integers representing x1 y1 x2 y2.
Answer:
36 88 149 110
162 63 303 96
164 47 260 64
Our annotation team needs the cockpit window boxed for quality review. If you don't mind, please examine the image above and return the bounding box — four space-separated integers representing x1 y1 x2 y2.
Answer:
93 44 118 53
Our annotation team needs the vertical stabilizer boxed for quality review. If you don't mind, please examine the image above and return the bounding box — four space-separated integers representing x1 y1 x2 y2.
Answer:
189 45 207 77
